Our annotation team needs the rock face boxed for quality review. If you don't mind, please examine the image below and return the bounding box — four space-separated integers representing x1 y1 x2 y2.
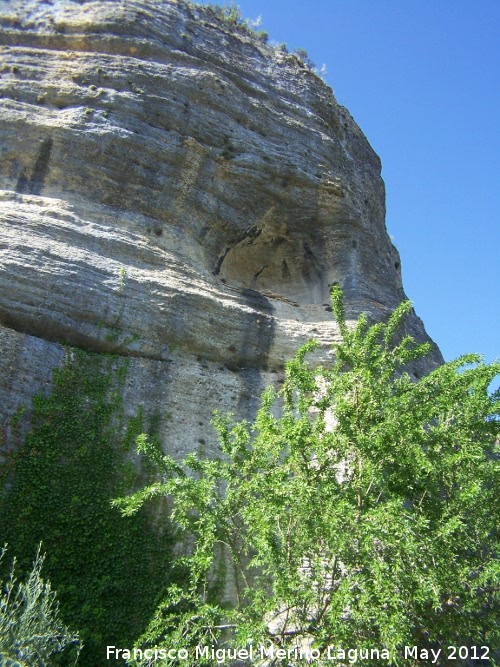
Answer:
0 0 442 457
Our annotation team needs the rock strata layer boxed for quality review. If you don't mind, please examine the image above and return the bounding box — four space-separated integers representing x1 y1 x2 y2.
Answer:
0 0 442 457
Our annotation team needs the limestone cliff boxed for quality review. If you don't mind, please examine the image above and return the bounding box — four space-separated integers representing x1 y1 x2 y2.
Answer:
0 0 442 458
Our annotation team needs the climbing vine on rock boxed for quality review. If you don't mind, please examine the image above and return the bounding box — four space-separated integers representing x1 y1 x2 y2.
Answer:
0 349 174 667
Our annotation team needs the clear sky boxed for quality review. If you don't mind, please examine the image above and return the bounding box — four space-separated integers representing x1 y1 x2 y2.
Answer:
207 1 499 367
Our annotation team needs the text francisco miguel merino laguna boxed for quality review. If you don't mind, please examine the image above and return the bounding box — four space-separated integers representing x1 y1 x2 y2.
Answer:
107 643 490 663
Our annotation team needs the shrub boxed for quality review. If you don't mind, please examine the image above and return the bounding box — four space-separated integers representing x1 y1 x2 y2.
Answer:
0 544 81 666
204 3 267 42
294 47 316 69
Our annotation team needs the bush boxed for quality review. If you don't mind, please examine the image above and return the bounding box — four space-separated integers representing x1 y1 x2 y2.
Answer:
294 47 316 69
205 3 268 43
0 544 81 666
115 288 500 666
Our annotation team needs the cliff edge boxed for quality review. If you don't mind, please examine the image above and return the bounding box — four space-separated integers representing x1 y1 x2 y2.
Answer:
0 0 442 455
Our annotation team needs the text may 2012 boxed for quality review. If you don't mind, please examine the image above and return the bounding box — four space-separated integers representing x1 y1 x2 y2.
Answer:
106 643 490 664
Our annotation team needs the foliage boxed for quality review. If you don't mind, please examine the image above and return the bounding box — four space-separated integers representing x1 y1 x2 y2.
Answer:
118 266 127 294
0 544 81 666
294 47 316 70
118 287 500 666
204 2 264 39
201 4 325 63
0 350 174 666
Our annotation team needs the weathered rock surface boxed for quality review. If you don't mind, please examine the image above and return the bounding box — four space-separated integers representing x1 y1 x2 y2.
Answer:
0 0 442 457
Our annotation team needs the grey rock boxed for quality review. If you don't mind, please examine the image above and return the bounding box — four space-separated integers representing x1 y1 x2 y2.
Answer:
0 0 442 456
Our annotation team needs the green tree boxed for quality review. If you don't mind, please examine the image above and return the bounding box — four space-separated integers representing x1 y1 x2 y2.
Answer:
114 288 500 666
0 544 81 666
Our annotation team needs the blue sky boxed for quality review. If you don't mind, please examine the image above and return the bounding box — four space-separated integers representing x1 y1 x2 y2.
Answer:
212 1 499 366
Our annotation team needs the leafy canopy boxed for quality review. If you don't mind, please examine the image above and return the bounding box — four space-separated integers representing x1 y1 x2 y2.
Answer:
114 288 500 666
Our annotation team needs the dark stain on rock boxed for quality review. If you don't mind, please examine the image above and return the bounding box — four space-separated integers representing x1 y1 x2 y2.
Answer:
302 239 327 291
214 246 231 275
16 138 53 195
15 169 29 194
281 259 290 279
251 265 268 288
303 242 315 260
236 288 275 416
28 137 53 195
240 288 273 315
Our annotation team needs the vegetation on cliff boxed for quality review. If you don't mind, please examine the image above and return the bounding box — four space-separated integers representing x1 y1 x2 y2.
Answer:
116 288 500 666
0 3 496 664
200 2 320 71
0 352 174 666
